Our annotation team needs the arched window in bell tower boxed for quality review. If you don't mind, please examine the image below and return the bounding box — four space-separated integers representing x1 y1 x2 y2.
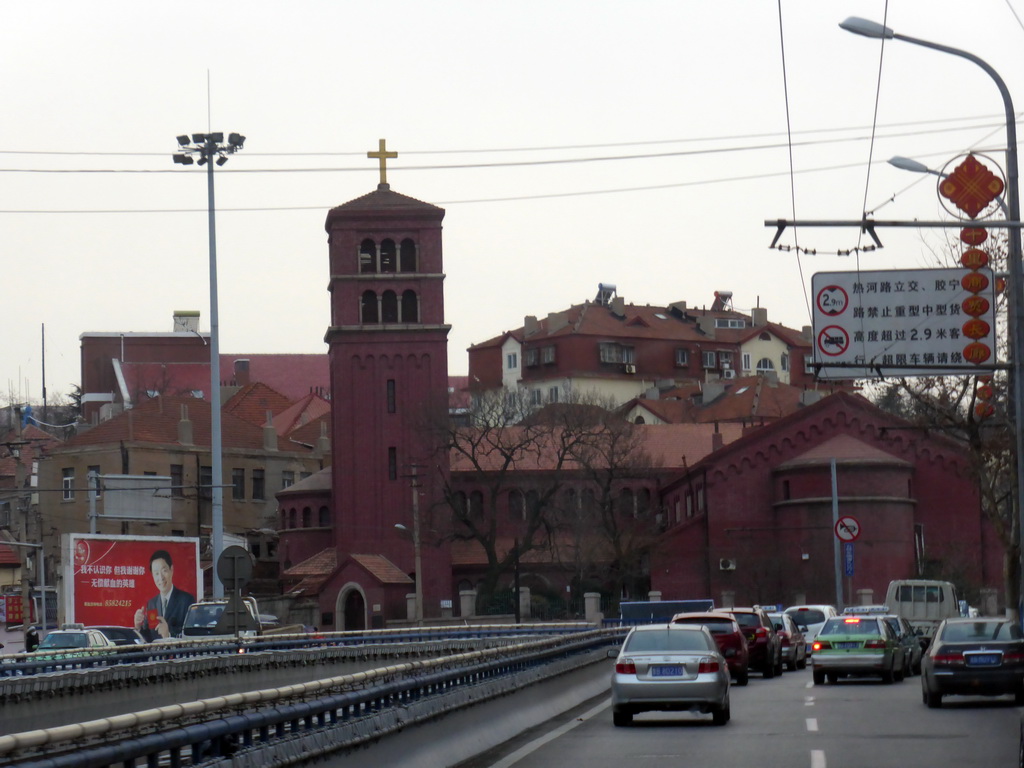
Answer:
401 290 419 323
380 239 397 273
359 239 376 274
381 290 399 323
361 290 379 323
400 238 417 272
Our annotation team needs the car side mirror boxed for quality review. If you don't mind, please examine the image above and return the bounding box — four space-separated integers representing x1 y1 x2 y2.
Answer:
774 623 783 631
798 625 808 633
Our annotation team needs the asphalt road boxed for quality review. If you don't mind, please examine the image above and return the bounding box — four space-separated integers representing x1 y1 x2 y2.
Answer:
458 665 1020 768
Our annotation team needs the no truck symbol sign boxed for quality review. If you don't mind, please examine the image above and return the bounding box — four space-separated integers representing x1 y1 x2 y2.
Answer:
817 325 850 357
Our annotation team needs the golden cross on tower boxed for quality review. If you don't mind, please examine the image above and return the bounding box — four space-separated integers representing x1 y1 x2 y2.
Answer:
368 138 398 186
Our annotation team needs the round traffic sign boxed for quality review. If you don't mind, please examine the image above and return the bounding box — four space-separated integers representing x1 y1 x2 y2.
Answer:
835 516 861 542
817 326 850 357
816 285 849 316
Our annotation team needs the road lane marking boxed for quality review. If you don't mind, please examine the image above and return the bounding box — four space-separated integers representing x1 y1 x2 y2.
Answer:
806 718 819 732
805 696 815 706
487 699 610 768
811 749 827 768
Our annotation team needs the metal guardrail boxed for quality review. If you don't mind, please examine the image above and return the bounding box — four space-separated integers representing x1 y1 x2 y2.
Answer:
0 622 596 679
0 627 626 768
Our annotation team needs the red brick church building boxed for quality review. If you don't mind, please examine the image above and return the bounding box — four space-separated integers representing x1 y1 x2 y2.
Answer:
277 161 1003 629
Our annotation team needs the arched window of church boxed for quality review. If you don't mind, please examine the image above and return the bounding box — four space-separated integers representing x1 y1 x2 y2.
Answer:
469 490 484 517
582 488 597 513
756 357 775 373
400 238 417 272
563 488 577 515
451 491 467 518
634 415 645 424
280 508 288 529
361 290 378 323
380 238 397 273
509 489 524 520
381 290 399 323
359 239 376 273
525 490 540 520
401 290 419 323
289 508 297 528
302 507 311 527
318 506 330 527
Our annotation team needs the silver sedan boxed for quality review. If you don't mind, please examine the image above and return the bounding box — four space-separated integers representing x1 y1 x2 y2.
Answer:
609 623 731 726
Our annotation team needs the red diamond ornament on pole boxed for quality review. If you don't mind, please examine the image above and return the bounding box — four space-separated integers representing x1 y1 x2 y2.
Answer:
939 154 1005 218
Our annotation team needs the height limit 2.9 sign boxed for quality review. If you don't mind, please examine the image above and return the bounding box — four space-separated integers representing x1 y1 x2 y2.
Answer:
811 268 997 379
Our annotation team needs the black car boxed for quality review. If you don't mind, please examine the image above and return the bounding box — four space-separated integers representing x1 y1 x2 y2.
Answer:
87 626 146 646
720 607 783 678
921 617 1024 708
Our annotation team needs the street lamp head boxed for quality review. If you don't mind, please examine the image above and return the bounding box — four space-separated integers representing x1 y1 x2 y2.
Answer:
176 135 191 147
839 16 895 40
888 156 932 174
191 132 207 144
228 133 245 148
208 132 224 144
216 155 228 166
197 155 208 166
172 153 194 165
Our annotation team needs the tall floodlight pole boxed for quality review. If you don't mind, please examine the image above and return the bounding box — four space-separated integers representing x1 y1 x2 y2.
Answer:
842 17 1024 619
173 132 245 598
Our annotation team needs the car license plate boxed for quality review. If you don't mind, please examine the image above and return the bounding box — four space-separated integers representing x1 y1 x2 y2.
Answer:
966 654 1000 666
652 665 683 677
835 642 861 649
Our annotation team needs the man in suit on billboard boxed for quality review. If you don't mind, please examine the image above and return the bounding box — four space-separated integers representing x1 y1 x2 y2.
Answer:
133 549 196 641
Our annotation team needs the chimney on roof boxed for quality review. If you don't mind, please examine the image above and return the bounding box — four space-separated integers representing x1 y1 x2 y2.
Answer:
802 325 812 341
711 423 724 452
317 420 331 455
669 301 687 313
696 317 716 338
751 307 768 327
234 359 250 386
610 296 625 318
263 410 277 452
178 404 193 445
524 315 539 336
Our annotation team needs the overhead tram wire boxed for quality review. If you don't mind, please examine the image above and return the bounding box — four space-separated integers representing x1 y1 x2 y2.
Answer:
776 0 813 325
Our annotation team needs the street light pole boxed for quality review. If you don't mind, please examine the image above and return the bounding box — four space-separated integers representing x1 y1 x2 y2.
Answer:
842 17 1024 619
173 132 245 598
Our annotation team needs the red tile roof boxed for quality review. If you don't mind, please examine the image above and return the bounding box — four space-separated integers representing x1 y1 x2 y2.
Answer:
223 383 293 427
780 434 911 466
351 554 413 585
283 547 336 577
273 393 332 436
220 355 329 402
58 395 304 453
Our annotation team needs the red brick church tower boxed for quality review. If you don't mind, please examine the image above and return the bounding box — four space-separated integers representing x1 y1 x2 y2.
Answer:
321 141 453 627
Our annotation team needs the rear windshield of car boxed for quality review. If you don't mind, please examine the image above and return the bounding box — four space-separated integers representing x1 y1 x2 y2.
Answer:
39 633 87 649
820 617 881 635
940 621 1023 642
730 613 760 628
673 618 734 634
787 608 827 625
625 629 715 653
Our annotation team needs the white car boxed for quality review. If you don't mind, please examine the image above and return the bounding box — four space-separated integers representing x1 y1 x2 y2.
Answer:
784 605 838 654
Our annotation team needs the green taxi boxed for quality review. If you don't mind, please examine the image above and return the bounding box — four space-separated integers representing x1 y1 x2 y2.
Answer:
811 615 906 685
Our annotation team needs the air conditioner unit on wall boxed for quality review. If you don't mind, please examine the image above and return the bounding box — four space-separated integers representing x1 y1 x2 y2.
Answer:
722 369 736 380
624 364 636 374
719 558 736 571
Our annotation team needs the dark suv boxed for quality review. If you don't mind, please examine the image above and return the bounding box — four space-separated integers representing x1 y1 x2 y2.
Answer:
721 607 783 678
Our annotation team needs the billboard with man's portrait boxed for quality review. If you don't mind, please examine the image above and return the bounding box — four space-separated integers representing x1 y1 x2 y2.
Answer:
62 534 202 638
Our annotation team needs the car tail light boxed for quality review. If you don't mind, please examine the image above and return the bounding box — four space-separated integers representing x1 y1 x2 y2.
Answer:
864 639 886 649
1003 650 1024 665
616 661 637 674
813 640 830 651
698 659 721 673
755 627 768 638
932 651 965 668
781 636 791 647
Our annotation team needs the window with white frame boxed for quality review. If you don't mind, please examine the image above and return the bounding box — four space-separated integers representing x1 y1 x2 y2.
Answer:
506 352 518 369
715 318 746 329
804 355 816 374
548 386 559 403
599 342 634 364
530 389 542 405
756 357 775 373
781 353 789 372
675 348 689 367
719 351 733 367
702 350 716 368
742 353 752 371
62 468 75 501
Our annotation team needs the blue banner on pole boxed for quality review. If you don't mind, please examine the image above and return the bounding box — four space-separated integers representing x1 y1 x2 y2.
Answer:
844 542 854 577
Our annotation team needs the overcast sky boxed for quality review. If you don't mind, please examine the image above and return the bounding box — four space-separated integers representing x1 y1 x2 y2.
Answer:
3 1 1023 406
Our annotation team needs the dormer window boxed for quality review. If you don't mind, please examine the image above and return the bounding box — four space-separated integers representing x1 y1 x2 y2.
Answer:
714 318 746 329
